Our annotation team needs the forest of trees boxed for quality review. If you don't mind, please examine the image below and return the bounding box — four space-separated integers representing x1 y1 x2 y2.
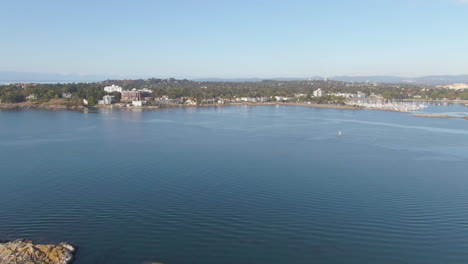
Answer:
1 78 467 104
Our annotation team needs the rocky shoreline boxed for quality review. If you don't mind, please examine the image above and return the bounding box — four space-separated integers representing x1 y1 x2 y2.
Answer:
0 101 362 112
0 239 75 264
0 99 84 112
0 104 83 111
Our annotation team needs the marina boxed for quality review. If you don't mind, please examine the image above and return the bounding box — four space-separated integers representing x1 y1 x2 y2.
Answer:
346 100 429 112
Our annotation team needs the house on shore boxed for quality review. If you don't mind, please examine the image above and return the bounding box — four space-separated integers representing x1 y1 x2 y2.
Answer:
98 95 115 105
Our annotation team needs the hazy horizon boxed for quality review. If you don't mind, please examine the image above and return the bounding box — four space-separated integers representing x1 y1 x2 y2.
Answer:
0 71 439 80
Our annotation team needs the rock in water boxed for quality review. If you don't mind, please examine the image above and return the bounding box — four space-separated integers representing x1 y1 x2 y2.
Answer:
0 239 75 264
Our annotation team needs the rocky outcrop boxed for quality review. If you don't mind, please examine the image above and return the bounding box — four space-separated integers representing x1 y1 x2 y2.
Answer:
0 98 84 112
0 104 83 111
0 239 75 264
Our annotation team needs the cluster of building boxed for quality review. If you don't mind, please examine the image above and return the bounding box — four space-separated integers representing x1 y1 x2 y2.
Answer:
327 91 366 98
98 95 115 105
120 88 152 102
100 85 152 106
238 97 270 103
95 84 377 107
437 83 468 90
154 95 182 105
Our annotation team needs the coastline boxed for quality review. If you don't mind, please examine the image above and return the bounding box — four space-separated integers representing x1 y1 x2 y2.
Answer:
0 239 76 264
412 113 468 120
0 99 84 112
0 101 363 112
1 100 467 120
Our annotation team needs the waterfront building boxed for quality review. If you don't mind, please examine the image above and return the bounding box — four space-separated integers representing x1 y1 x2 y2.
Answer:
154 96 181 105
184 99 197 105
104 85 123 93
62 92 72 99
132 100 146 106
98 95 115 105
121 88 152 101
328 92 366 99
274 96 290 102
241 97 257 102
203 98 216 104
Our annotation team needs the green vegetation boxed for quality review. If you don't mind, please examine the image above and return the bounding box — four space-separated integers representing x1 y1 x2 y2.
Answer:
0 78 466 105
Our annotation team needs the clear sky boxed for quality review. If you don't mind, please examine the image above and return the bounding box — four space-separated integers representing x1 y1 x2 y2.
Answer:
1 0 467 78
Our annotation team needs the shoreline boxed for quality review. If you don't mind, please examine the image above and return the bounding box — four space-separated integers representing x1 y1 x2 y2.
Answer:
1 101 467 120
0 239 75 264
0 101 363 111
412 113 468 120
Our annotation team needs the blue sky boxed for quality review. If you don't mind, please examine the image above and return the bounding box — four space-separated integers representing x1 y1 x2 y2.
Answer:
1 0 467 78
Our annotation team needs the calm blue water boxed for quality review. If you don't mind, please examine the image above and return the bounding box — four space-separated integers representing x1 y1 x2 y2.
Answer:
415 103 468 117
1 106 468 264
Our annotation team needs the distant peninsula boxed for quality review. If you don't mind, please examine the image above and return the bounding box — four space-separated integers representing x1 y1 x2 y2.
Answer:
1 78 467 119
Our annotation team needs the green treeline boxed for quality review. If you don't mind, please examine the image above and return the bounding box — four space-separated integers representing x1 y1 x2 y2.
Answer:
1 78 467 104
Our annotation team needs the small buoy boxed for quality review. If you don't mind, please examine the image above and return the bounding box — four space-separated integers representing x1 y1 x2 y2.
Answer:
338 131 342 136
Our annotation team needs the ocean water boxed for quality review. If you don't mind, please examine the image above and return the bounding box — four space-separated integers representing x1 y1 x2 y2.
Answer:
0 106 467 264
415 102 468 117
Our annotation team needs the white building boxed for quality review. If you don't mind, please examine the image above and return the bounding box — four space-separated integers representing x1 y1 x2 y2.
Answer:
26 94 38 100
104 85 123 93
98 95 115 105
132 100 146 106
356 91 366 98
184 99 197 105
241 97 257 102
313 88 324 97
62 92 72 99
329 92 353 98
138 88 153 94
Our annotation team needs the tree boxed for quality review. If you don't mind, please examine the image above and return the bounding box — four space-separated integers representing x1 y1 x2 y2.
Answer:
111 91 121 101
1 92 25 103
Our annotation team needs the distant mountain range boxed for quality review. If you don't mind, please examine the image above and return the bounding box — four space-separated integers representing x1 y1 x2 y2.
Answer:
1 71 468 85
329 75 468 85
192 77 322 82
